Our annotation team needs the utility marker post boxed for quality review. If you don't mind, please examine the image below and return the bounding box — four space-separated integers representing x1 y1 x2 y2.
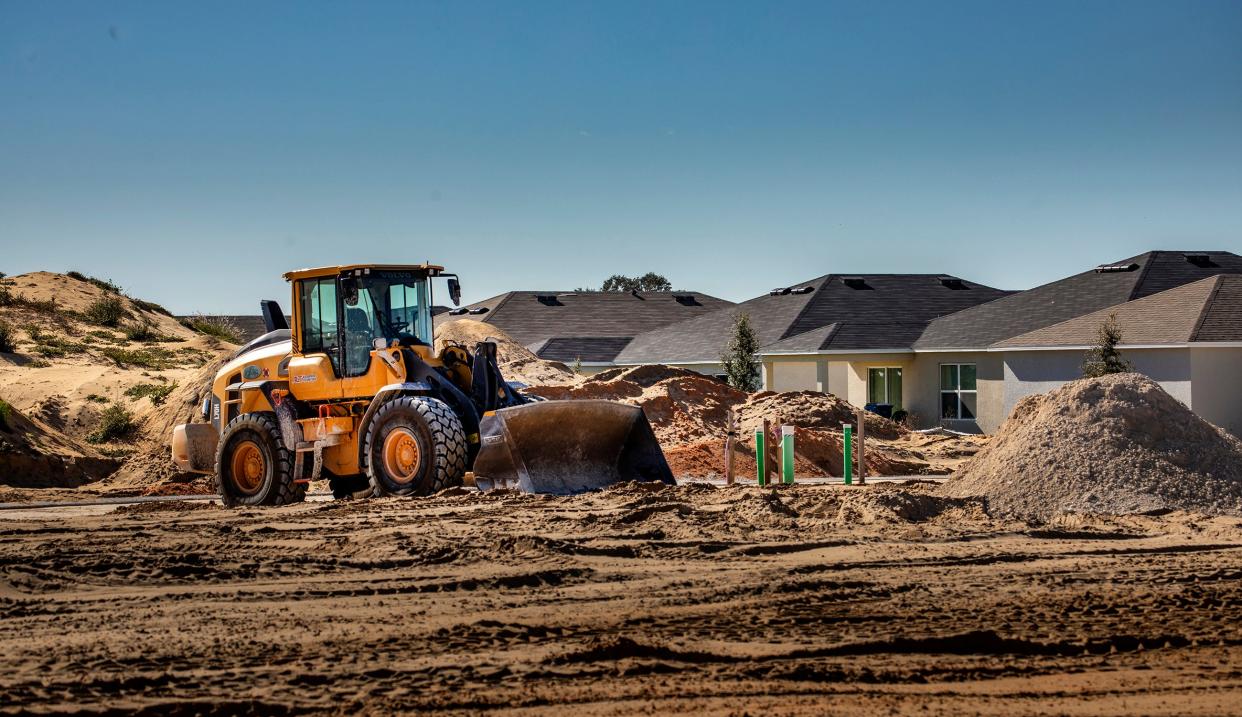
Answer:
767 416 779 486
724 409 737 485
781 425 795 484
856 408 866 485
756 418 769 486
842 423 853 485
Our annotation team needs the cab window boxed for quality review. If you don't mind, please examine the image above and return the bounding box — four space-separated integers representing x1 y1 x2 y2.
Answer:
300 278 340 375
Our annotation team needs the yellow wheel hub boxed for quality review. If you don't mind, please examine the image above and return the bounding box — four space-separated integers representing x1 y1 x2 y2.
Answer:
382 429 422 484
230 440 266 495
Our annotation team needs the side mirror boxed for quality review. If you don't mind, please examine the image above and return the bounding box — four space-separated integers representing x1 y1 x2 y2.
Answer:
447 277 462 306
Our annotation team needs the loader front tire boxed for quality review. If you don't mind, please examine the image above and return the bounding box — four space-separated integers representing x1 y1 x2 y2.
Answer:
365 396 467 497
214 412 305 507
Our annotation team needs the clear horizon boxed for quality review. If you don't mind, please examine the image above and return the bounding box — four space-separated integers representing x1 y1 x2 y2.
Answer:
3 1 1241 314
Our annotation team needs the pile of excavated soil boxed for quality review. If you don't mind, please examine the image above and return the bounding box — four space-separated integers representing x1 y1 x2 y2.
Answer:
0 401 117 488
943 373 1242 519
736 390 905 440
101 355 230 493
529 370 941 479
0 271 235 491
434 319 579 386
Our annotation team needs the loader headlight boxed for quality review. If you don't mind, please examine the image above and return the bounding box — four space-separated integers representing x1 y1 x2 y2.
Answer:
201 394 212 419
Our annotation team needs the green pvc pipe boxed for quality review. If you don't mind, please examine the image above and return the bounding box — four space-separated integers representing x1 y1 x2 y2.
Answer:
781 425 795 484
843 424 853 485
755 430 767 486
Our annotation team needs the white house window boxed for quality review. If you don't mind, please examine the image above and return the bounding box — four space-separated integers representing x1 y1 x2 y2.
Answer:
940 364 976 420
867 367 902 409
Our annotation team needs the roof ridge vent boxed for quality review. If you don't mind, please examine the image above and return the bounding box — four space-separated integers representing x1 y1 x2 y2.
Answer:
769 287 793 296
1184 253 1216 267
673 294 700 305
790 286 815 294
1094 262 1139 273
938 276 965 289
842 277 870 289
534 294 562 306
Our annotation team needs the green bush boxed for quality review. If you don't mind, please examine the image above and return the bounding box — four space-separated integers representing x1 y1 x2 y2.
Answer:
100 346 177 369
180 314 241 343
124 382 177 406
10 294 60 316
0 398 11 432
84 296 128 327
88 404 135 444
0 320 15 353
0 286 11 307
85 394 110 403
131 298 173 316
122 320 158 342
67 271 122 294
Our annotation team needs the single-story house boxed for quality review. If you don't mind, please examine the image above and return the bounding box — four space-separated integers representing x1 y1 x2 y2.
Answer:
614 273 1011 379
991 274 1242 437
433 290 733 373
909 250 1242 433
620 249 1242 437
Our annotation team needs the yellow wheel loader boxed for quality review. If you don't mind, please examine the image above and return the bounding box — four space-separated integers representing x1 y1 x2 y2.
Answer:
171 264 673 506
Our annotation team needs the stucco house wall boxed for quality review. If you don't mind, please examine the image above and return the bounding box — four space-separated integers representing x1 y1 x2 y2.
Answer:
1190 346 1242 437
1001 346 1194 417
902 352 1004 433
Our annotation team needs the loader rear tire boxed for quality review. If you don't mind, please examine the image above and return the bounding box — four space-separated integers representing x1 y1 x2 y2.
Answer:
365 396 467 497
214 412 305 507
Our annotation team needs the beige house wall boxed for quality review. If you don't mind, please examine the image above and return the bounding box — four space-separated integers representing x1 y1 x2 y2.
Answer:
1190 346 1242 437
905 352 1005 433
770 360 820 392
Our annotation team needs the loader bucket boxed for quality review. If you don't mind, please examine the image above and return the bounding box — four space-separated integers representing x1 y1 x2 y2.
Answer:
472 400 676 494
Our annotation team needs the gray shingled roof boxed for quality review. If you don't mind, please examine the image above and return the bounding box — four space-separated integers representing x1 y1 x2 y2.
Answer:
434 290 733 361
618 274 1009 363
915 251 1242 350
537 337 635 362
994 275 1242 348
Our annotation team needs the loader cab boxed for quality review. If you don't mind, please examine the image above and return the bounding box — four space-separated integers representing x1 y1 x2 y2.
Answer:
284 264 442 380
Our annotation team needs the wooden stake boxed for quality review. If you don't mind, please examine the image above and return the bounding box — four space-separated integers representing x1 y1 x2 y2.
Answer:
856 408 866 485
724 409 736 485
764 417 776 486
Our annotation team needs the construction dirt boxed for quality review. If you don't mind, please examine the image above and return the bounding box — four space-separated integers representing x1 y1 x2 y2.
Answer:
944 373 1242 520
529 369 982 479
1 482 1240 715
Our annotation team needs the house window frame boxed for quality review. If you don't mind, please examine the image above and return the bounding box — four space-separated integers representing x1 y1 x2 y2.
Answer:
940 363 977 420
867 366 903 409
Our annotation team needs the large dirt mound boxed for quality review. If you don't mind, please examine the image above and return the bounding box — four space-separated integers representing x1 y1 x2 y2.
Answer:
943 373 1242 519
102 355 230 493
434 319 578 386
0 400 117 488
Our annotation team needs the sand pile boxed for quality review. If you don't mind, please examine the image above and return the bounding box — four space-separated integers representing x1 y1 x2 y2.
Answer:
102 355 230 493
435 319 579 386
736 390 905 439
943 373 1242 519
0 401 117 488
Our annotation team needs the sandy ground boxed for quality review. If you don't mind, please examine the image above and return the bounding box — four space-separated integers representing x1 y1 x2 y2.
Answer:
1 482 1240 715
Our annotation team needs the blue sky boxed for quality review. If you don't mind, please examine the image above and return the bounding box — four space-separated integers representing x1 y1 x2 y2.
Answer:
2 1 1240 313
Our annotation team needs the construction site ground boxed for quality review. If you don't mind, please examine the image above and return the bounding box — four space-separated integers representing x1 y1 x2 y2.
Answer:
2 482 1239 716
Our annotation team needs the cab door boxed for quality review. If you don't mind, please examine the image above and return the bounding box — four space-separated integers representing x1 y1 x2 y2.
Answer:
289 277 344 402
